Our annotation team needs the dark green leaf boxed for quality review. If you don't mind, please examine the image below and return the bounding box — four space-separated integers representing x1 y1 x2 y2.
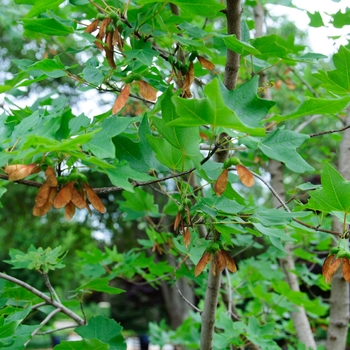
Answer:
258 129 314 173
114 116 165 172
118 187 159 220
54 339 109 350
76 316 126 350
138 0 225 17
219 76 275 127
86 117 138 159
76 278 125 294
105 161 155 192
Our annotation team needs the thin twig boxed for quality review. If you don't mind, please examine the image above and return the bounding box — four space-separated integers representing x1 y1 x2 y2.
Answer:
310 124 350 138
0 273 85 325
225 269 233 318
42 271 61 304
173 255 202 313
251 170 342 237
24 308 62 346
1 141 221 193
38 325 78 335
32 302 48 310
289 66 319 98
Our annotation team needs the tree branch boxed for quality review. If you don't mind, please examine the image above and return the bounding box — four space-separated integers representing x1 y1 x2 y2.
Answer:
0 273 85 326
24 308 62 346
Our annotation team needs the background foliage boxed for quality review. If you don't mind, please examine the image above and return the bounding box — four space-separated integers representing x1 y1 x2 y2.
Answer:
0 0 350 349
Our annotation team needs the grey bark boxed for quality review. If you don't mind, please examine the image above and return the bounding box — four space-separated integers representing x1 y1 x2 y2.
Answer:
160 255 195 329
200 1 242 347
326 106 350 350
254 4 316 349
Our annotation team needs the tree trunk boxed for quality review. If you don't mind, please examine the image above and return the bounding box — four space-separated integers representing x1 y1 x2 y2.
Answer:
199 2 242 349
326 106 350 350
254 4 316 349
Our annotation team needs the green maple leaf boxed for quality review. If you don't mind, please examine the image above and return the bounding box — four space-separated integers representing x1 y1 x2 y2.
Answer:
313 45 350 95
75 316 126 350
258 129 314 173
168 78 265 135
219 75 275 127
86 117 140 159
307 162 350 213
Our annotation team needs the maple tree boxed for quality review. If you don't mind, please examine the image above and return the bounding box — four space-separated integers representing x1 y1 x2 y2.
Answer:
1 0 350 349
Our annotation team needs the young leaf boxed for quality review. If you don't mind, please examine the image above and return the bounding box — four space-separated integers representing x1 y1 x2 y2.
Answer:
76 278 124 294
236 164 255 187
112 84 130 114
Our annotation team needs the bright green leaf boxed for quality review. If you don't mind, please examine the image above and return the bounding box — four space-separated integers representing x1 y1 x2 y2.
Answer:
22 18 74 36
169 78 265 135
250 34 290 60
25 0 65 17
222 34 261 55
76 278 125 294
147 136 192 171
331 8 350 28
307 162 350 213
307 11 325 27
313 46 350 95
269 96 350 122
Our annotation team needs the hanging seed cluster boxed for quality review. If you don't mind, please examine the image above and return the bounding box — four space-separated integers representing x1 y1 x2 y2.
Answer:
195 247 237 277
85 14 124 70
322 248 350 283
4 164 105 221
